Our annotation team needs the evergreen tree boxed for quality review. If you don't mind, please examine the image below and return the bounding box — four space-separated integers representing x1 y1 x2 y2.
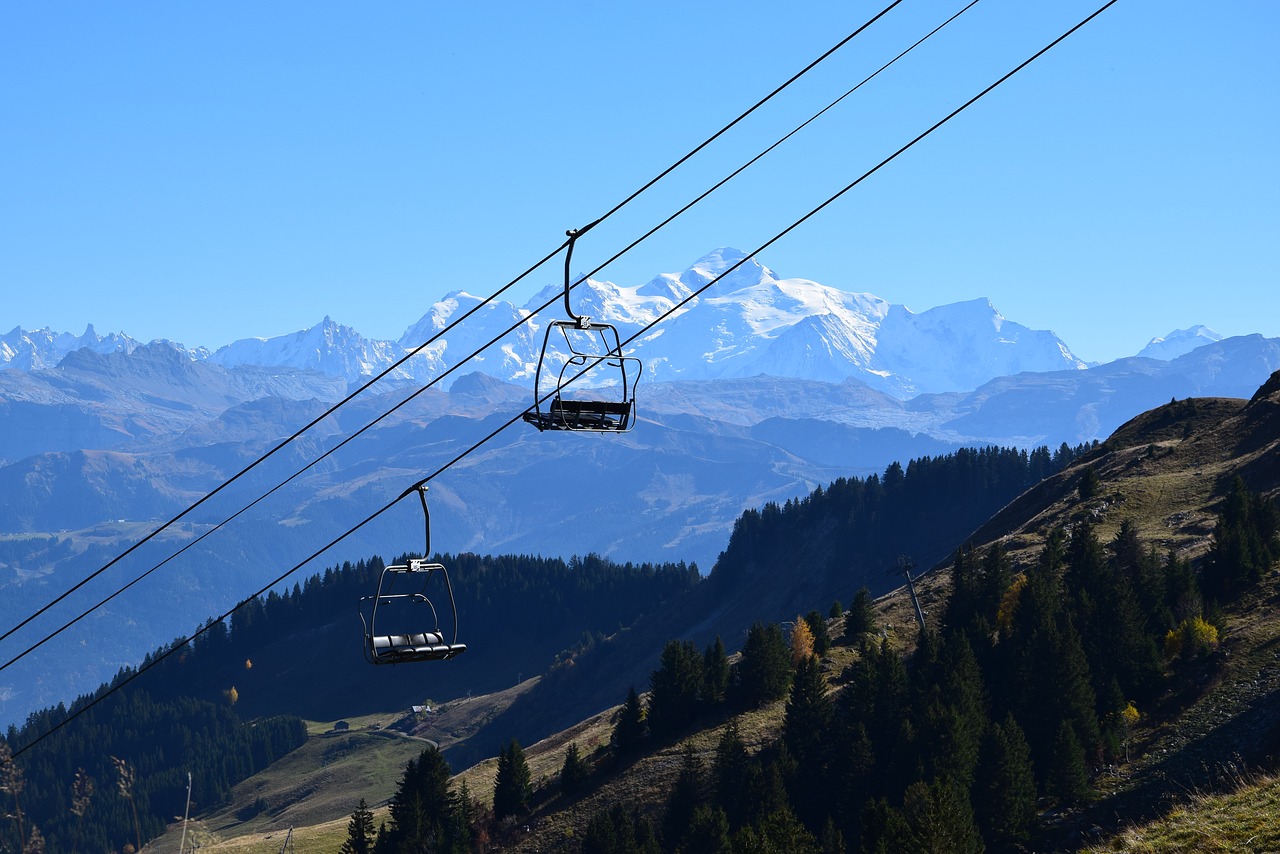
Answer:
818 816 846 854
860 799 914 854
900 777 984 854
844 588 876 641
973 715 1036 852
783 654 836 827
1047 721 1090 806
733 622 793 708
339 798 376 854
648 640 704 738
911 631 987 789
493 739 532 821
804 610 832 657
684 805 731 854
581 803 660 854
732 806 820 853
379 746 459 853
711 721 758 832
612 686 647 759
702 637 730 708
559 743 589 796
1078 465 1101 500
661 744 703 852
1206 476 1279 599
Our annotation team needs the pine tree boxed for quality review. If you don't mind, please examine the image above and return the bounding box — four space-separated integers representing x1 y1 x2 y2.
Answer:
612 686 647 758
560 743 589 796
339 798 376 854
493 739 532 820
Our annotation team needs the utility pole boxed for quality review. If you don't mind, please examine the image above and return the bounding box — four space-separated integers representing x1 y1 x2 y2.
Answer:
179 770 192 854
899 557 926 633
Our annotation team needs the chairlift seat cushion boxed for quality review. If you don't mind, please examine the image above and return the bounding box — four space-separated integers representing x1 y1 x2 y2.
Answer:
523 398 632 431
372 632 445 651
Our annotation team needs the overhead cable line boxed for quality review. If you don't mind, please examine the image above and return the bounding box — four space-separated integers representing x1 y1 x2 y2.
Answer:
0 1 904 648
0 0 977 677
12 0 1118 758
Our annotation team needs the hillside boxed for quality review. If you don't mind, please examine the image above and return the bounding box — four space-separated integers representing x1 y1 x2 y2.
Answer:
122 371 1280 853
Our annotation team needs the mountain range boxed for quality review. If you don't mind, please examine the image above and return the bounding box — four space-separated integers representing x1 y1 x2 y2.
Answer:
1 247 1154 396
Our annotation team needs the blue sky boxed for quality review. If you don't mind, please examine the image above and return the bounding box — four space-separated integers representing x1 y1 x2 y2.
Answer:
2 0 1276 363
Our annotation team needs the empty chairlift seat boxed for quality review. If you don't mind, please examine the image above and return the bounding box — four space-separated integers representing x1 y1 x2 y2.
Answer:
360 560 467 664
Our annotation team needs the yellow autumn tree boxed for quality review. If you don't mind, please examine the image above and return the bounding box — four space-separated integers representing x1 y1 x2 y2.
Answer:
790 616 815 665
224 686 240 706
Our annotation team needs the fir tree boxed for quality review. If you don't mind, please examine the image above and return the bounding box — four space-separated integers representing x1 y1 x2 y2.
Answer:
339 798 376 854
1206 476 1279 599
684 805 731 854
493 739 532 820
701 637 730 708
648 640 703 738
844 587 877 641
711 721 757 832
732 806 820 853
1047 721 1090 805
732 622 793 708
900 777 984 854
783 654 836 826
661 743 704 852
973 715 1036 852
379 746 458 853
612 686 647 759
582 803 660 854
804 610 832 657
560 743 589 796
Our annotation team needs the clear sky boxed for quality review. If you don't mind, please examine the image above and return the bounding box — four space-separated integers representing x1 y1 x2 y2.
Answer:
2 1 1276 363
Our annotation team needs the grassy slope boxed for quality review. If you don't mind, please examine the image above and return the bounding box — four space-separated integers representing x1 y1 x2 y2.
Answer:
142 679 539 852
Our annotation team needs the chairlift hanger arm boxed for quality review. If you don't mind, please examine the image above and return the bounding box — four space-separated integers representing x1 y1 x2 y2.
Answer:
563 228 591 329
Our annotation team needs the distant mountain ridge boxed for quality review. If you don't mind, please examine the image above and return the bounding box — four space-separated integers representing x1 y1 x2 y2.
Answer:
5 248 1218 397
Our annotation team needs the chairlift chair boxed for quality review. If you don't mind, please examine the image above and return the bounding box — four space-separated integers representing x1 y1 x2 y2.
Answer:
522 229 642 433
359 487 466 664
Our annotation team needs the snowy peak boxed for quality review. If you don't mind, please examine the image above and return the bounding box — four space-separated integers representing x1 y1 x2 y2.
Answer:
0 324 143 371
209 316 421 384
1138 326 1223 361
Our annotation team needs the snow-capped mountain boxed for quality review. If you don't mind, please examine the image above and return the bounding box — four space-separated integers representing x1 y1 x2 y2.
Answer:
1 249 1092 396
0 324 144 371
1138 326 1224 361
208 316 431 384
569 248 1086 396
